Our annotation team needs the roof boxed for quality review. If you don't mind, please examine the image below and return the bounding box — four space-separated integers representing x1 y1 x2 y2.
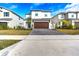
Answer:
52 11 79 18
30 9 51 12
0 7 24 19
25 12 31 15
25 9 51 15
33 18 50 22
66 11 79 13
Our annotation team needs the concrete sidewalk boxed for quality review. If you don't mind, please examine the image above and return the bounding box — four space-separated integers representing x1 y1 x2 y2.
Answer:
0 35 79 40
0 35 28 40
23 35 79 40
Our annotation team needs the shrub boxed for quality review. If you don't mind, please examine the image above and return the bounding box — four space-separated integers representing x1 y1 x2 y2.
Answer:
16 26 26 30
0 24 8 30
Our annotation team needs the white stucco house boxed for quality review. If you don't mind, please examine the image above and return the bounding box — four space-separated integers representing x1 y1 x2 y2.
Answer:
0 7 27 29
51 11 79 29
26 10 54 29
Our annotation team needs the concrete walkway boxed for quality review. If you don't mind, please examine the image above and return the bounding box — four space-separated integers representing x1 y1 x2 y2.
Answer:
7 39 79 56
22 35 79 40
7 35 79 56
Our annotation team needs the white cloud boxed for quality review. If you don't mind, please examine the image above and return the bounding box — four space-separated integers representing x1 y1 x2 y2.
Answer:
9 5 18 9
65 3 77 9
52 3 79 16
65 3 79 12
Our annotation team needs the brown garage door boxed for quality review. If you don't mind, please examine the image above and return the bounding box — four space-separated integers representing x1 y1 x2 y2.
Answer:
34 22 49 29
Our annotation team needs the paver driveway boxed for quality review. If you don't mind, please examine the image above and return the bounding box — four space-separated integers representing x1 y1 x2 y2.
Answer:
30 29 65 35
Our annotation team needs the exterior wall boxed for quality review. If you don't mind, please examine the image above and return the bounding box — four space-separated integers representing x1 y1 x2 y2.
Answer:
77 13 79 19
51 14 65 29
31 11 41 19
68 13 76 19
8 12 22 28
21 21 28 29
31 11 52 29
0 8 11 18
42 12 51 18
0 8 26 29
49 21 55 29
58 14 65 19
26 15 30 18
31 11 51 19
52 12 79 29
51 15 62 24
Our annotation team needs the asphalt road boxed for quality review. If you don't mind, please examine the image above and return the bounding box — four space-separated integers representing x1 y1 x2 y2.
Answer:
30 29 65 35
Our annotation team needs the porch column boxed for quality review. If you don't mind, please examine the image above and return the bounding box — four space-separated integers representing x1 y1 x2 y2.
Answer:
60 21 63 28
72 20 75 29
31 19 34 29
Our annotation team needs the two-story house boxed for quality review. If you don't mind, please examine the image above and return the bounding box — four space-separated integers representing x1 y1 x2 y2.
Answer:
0 7 27 29
51 11 79 29
26 10 53 29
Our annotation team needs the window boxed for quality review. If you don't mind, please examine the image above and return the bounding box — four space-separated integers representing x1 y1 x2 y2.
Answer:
71 15 74 17
0 10 2 12
4 12 9 17
35 13 38 16
45 14 47 17
61 14 64 18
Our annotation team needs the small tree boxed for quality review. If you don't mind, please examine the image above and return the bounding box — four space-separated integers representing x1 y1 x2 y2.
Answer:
25 18 31 28
60 20 72 29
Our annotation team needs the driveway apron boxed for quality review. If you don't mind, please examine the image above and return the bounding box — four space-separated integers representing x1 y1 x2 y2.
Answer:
30 29 65 35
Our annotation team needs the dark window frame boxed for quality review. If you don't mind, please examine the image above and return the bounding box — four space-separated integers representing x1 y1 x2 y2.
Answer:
61 14 64 18
35 13 38 16
45 14 47 17
71 15 74 17
4 12 9 17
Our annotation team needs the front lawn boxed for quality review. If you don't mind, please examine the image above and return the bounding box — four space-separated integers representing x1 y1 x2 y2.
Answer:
0 40 20 50
0 29 32 35
57 29 79 35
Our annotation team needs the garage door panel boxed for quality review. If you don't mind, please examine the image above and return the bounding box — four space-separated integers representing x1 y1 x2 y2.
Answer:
34 22 49 29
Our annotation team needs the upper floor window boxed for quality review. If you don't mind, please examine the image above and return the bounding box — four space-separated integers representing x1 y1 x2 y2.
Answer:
71 15 74 17
35 13 38 16
45 14 47 17
4 12 9 17
61 14 64 18
0 10 2 12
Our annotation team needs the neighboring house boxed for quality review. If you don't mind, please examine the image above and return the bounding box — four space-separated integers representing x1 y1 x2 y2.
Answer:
26 10 54 29
0 7 27 29
51 11 79 29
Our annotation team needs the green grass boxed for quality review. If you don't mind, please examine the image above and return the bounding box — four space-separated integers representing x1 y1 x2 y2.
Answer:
57 29 79 35
0 40 20 50
0 29 32 35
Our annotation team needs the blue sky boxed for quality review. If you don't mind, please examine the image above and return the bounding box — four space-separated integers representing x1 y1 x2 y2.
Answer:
0 3 79 18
